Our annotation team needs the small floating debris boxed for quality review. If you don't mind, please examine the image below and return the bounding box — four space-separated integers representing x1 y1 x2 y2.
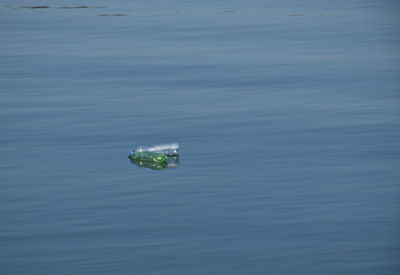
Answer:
223 10 235 13
98 14 129 16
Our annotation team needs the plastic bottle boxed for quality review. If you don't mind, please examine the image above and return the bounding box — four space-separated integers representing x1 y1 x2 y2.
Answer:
135 143 179 156
128 151 168 163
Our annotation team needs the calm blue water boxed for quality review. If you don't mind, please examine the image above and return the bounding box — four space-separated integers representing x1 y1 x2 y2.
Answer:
1 0 399 274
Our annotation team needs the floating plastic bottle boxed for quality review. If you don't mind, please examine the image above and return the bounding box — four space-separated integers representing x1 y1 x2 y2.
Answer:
128 151 168 163
135 143 179 156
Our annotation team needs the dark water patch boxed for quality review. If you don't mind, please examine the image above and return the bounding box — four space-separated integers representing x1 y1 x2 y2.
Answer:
57 6 89 9
223 10 235 13
98 14 129 16
17 5 105 9
20 6 50 9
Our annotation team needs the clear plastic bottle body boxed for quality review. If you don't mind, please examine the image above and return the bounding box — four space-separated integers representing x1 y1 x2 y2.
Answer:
135 143 179 156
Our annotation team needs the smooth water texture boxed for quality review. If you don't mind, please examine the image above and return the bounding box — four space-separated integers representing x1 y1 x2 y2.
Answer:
1 1 399 274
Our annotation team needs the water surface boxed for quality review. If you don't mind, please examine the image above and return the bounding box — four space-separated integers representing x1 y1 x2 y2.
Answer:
1 0 399 274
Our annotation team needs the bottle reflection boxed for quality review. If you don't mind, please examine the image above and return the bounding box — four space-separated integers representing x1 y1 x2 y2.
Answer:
130 156 179 170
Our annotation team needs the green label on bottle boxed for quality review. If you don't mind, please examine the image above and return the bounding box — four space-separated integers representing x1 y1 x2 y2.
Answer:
128 152 168 163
